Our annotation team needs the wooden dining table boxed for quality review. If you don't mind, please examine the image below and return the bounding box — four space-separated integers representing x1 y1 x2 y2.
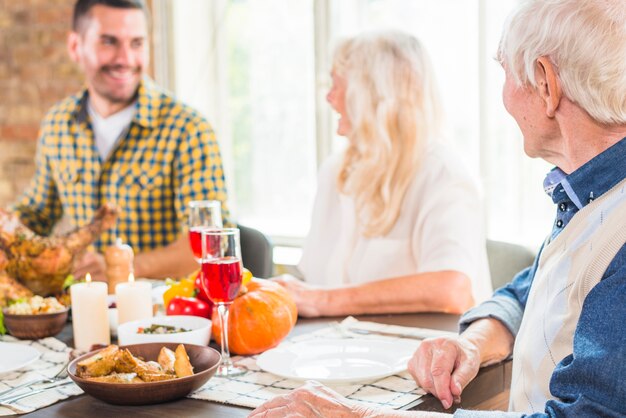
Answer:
24 312 511 417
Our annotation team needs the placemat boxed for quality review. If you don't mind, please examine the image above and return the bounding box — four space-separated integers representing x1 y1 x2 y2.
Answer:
189 317 456 410
0 336 82 416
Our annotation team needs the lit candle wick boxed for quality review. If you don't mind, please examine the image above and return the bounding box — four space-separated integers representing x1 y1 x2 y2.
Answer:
128 272 135 284
86 273 92 284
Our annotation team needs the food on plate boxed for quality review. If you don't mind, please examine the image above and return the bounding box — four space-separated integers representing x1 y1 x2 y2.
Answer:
212 278 297 355
166 296 211 318
0 204 117 296
76 344 195 383
4 295 66 315
137 324 190 334
157 347 176 373
174 344 194 377
76 344 120 377
89 373 144 384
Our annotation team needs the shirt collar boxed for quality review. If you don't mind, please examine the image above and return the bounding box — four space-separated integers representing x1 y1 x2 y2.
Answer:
70 77 161 129
544 136 626 209
133 78 161 129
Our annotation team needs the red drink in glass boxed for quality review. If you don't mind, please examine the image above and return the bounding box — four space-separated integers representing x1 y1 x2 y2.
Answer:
190 227 222 261
200 227 245 377
201 257 242 303
188 227 203 259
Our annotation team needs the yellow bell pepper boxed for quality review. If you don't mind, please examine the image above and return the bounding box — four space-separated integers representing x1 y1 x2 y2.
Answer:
162 276 196 307
242 268 253 286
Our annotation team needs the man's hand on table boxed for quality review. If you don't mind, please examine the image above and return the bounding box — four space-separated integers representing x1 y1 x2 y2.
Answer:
408 336 481 410
248 381 451 418
73 251 107 282
407 318 514 410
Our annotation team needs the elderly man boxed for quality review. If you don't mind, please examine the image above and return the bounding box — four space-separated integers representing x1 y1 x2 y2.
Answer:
249 0 626 416
13 0 229 281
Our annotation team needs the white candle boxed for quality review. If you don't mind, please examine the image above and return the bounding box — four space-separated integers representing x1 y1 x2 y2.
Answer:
116 273 153 325
71 273 110 351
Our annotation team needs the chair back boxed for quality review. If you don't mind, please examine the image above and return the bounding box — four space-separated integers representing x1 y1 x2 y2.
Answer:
238 224 273 278
486 239 536 290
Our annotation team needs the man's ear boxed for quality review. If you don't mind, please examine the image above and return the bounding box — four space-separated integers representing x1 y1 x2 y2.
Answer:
535 57 562 118
67 32 81 64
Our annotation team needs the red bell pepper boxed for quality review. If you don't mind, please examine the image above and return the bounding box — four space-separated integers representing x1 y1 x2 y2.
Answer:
166 296 212 318
194 271 212 303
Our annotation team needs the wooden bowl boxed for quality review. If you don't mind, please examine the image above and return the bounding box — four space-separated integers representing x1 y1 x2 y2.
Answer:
67 343 221 405
3 308 69 340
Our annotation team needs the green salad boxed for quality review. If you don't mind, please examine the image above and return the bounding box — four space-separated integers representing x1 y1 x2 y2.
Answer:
137 324 190 334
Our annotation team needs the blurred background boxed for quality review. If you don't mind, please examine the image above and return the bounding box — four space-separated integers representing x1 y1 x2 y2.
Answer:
0 0 552 267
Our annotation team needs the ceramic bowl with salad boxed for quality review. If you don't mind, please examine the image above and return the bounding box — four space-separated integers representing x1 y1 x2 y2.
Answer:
117 315 211 346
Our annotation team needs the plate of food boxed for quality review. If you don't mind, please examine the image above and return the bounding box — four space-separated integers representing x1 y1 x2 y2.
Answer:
0 342 41 374
257 338 420 384
68 342 220 405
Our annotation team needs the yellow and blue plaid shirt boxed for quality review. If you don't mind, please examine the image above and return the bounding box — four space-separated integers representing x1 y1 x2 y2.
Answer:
14 79 229 253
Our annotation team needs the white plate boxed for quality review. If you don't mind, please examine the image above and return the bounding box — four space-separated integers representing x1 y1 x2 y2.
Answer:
257 338 420 384
0 342 41 374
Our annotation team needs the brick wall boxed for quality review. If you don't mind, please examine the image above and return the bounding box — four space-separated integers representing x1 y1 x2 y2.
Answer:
0 0 82 206
0 0 157 208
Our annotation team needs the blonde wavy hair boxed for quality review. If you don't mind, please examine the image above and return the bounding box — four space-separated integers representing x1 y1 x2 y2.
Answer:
498 0 626 125
333 31 443 237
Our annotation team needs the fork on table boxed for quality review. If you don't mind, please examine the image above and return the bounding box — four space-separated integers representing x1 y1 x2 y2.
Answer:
0 362 69 402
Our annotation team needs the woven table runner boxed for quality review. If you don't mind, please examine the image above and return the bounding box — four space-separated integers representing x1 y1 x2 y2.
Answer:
0 336 82 416
189 317 456 410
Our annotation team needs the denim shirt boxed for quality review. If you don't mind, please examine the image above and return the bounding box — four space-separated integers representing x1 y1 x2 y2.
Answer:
455 137 626 418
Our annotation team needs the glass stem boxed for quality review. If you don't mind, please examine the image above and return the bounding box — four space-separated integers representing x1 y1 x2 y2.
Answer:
217 303 233 368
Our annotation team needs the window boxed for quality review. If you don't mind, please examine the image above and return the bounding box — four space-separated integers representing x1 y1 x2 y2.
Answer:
155 0 554 254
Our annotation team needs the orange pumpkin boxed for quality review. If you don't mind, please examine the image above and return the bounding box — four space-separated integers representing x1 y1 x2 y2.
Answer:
212 279 297 355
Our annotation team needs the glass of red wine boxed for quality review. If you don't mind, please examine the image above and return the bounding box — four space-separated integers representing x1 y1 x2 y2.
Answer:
188 200 223 262
201 228 245 377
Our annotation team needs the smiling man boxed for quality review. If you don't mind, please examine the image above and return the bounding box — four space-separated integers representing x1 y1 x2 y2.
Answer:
13 0 229 282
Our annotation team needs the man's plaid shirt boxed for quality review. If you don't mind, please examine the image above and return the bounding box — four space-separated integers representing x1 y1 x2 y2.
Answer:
14 79 229 253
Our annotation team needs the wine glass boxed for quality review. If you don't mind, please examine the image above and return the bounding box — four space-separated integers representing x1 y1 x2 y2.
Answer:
201 228 246 377
188 200 223 262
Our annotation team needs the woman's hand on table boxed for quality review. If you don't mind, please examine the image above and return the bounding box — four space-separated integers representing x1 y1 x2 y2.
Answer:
248 380 450 418
271 275 328 317
407 336 481 410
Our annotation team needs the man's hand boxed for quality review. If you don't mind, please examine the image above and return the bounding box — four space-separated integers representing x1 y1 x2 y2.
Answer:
73 251 107 282
271 275 327 317
408 318 514 410
249 381 450 418
249 381 378 418
408 336 481 410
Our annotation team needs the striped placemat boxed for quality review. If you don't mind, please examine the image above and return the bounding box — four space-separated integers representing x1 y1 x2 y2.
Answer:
189 317 454 410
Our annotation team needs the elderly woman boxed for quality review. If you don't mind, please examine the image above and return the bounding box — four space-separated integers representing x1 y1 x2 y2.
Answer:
274 31 492 317
253 0 626 416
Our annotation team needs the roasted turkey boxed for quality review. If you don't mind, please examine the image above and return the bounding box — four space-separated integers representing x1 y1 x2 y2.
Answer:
0 271 33 307
0 204 117 298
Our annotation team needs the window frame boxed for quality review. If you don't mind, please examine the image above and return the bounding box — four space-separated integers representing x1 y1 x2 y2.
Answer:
151 0 549 254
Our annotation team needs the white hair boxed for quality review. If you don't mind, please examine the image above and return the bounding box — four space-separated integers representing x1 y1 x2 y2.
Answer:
498 0 626 125
332 31 443 237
